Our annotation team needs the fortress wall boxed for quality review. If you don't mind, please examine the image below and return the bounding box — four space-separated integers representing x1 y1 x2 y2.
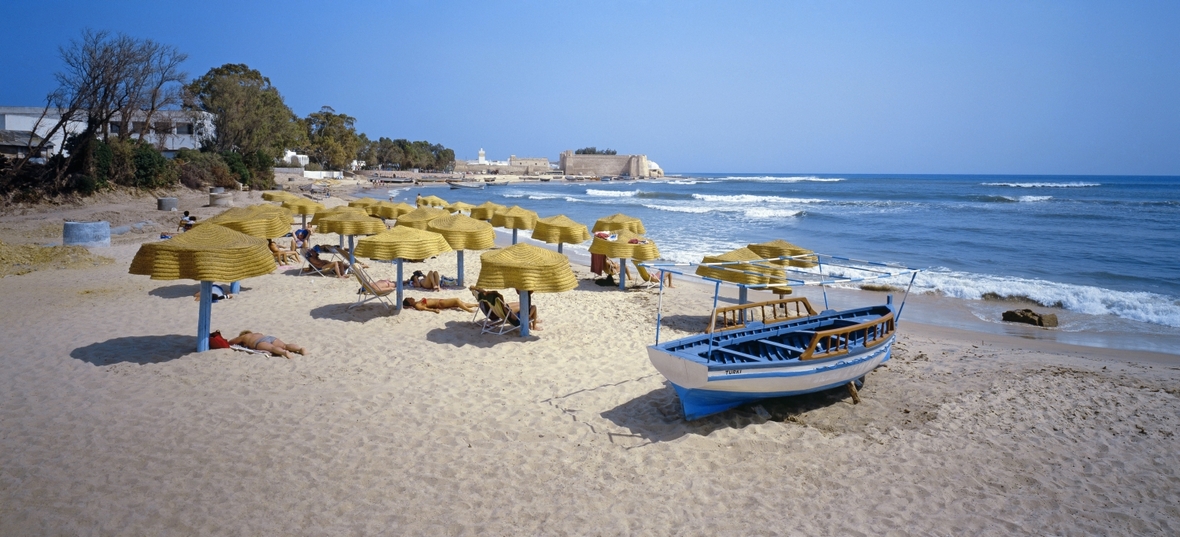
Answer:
558 153 651 177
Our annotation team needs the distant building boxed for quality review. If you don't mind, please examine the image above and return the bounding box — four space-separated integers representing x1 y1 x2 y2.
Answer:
559 151 662 178
0 130 51 159
0 106 206 158
454 148 552 175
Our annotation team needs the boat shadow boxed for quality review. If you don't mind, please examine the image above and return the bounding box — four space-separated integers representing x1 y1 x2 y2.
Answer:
70 334 196 365
600 382 857 443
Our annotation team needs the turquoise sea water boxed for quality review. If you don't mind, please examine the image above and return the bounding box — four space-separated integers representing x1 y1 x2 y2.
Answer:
360 174 1180 353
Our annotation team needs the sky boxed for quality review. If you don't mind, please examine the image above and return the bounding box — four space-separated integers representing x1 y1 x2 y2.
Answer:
2 1 1178 175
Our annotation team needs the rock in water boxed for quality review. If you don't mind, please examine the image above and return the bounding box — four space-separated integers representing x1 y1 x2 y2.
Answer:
1002 308 1059 327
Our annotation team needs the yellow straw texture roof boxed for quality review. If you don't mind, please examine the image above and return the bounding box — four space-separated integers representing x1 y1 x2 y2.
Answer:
354 227 452 261
201 206 293 239
129 224 275 282
747 239 818 267
532 215 590 245
446 201 476 213
592 213 646 234
587 230 660 261
310 205 367 226
367 201 416 219
418 195 448 207
394 207 450 229
348 197 380 208
316 212 387 236
427 215 496 250
281 198 325 215
469 201 506 220
695 247 786 285
262 191 299 202
476 243 577 293
490 205 539 230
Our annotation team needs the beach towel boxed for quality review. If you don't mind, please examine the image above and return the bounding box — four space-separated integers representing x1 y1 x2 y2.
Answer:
230 344 269 355
590 253 606 275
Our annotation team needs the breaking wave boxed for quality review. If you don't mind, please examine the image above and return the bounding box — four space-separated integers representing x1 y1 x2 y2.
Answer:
982 182 1101 188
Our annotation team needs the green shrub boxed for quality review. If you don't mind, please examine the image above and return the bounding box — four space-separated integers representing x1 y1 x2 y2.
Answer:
133 143 173 189
219 151 251 186
92 140 113 188
305 162 323 171
71 174 98 196
176 150 236 189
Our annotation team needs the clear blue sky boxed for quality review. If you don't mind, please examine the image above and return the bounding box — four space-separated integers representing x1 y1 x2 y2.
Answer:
3 1 1178 175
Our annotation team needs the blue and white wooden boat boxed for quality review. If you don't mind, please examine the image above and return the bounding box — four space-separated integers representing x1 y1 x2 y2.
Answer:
642 254 920 420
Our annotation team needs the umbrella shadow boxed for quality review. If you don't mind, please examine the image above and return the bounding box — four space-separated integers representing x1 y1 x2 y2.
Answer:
309 302 399 323
70 334 196 365
425 320 541 348
652 314 711 334
600 381 858 443
149 283 200 299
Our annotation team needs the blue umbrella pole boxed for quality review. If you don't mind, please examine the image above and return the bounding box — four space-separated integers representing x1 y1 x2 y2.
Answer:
197 281 213 352
557 242 563 254
348 235 355 266
738 285 749 324
519 291 530 337
457 250 465 287
395 259 404 311
512 228 519 244
618 258 627 290
301 215 308 229
338 234 345 249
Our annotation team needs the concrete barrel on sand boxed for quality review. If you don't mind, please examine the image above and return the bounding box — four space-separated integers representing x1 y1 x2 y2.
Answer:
62 221 111 248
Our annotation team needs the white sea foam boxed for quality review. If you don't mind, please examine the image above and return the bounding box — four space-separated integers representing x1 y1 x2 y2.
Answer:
667 180 719 185
982 182 1101 188
743 208 806 219
1017 195 1053 202
641 204 715 214
501 193 525 198
692 193 826 204
716 176 844 183
526 194 565 200
586 189 636 197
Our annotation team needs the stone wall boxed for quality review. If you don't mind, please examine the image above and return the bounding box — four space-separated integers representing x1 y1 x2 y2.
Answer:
558 152 652 177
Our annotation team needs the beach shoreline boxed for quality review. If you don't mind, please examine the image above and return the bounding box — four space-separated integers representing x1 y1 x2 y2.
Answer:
1 187 1177 534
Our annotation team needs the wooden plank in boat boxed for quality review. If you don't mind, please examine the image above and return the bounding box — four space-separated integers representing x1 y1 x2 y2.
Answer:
758 339 805 355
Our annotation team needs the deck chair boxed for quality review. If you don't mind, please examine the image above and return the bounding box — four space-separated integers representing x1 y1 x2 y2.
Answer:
349 266 395 311
471 288 520 335
635 265 669 289
301 248 347 277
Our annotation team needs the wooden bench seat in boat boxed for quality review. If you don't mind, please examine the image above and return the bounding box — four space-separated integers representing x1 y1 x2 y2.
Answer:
707 297 818 333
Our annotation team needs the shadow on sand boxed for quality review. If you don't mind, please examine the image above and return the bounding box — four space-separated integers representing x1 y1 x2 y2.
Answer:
309 302 399 323
424 320 540 348
148 283 253 300
71 334 196 365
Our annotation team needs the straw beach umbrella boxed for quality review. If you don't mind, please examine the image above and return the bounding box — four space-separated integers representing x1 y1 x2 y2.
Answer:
746 239 818 268
532 214 590 254
695 247 787 304
469 201 506 221
427 214 495 287
354 227 453 310
262 190 299 203
418 195 448 208
130 224 275 352
281 198 325 229
592 213 646 234
347 198 380 211
476 243 577 337
446 201 475 214
367 201 415 220
490 205 539 244
202 205 293 240
588 230 660 290
317 212 387 265
394 206 450 230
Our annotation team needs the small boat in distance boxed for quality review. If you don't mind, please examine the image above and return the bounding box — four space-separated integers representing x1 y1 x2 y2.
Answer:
446 180 485 190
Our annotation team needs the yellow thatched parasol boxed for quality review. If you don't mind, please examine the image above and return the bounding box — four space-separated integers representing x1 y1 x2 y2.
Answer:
317 212 387 265
262 190 299 202
532 215 590 253
695 247 785 285
592 213 645 234
469 201 506 221
746 239 818 268
354 227 453 310
418 195 448 208
427 214 495 287
476 243 578 336
309 205 368 227
490 205 538 244
394 206 450 230
201 205 293 239
129 224 276 352
446 201 476 214
348 197 380 209
367 201 416 220
281 198 325 228
588 230 660 261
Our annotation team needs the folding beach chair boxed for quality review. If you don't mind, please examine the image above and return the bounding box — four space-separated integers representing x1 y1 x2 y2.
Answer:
349 266 396 311
470 288 520 335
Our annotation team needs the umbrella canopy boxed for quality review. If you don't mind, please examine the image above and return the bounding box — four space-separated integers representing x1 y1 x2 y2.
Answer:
476 243 577 293
469 201 506 221
309 205 368 227
446 201 476 214
592 213 645 234
354 227 452 261
418 195 448 208
490 205 539 231
695 247 785 285
746 239 818 268
348 197 380 209
316 212 387 237
262 190 299 202
201 205 293 239
367 201 416 220
281 198 325 216
130 224 275 282
532 215 590 246
588 230 660 261
427 214 495 251
395 206 450 230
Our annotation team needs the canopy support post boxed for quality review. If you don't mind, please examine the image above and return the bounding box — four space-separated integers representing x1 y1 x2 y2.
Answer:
395 259 404 311
519 291 530 337
348 235 355 266
818 256 830 310
618 258 627 290
457 250 465 287
557 242 563 254
197 281 212 352
655 267 665 344
512 228 518 244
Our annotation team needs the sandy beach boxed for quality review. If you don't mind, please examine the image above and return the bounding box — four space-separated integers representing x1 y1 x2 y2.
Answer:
1 187 1178 535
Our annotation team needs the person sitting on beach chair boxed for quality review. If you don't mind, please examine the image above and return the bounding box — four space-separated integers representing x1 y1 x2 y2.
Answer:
269 239 300 265
470 287 540 330
228 330 307 359
636 264 673 288
402 296 478 313
305 248 349 278
178 211 196 232
405 270 441 291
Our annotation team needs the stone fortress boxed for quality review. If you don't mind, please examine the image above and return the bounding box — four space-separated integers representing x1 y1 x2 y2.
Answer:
453 148 662 178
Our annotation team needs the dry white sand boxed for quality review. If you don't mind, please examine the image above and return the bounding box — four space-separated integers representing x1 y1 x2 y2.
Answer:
0 189 1178 535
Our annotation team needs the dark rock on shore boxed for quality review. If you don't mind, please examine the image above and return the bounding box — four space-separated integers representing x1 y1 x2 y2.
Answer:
1002 308 1059 327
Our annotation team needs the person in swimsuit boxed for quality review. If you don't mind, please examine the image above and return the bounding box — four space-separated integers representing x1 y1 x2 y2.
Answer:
228 330 307 359
402 296 477 313
307 249 350 277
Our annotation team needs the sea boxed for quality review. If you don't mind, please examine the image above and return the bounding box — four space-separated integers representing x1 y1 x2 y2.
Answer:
360 174 1180 356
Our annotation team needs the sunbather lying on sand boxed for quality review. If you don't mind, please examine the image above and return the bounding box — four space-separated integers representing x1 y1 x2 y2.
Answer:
405 270 441 291
228 330 307 359
402 296 477 313
193 284 233 301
